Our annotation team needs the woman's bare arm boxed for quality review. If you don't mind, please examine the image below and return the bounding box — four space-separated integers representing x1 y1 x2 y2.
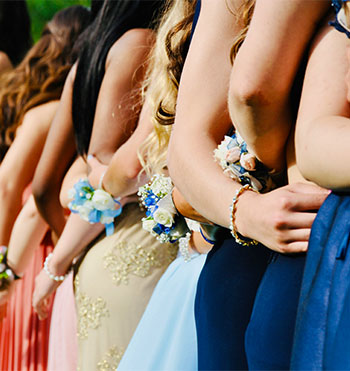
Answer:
87 29 154 164
32 67 77 237
229 0 330 171
0 101 58 245
296 25 350 190
88 102 152 196
7 195 47 276
168 0 328 254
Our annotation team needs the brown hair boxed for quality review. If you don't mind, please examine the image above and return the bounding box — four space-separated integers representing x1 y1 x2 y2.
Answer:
0 5 90 156
230 0 255 63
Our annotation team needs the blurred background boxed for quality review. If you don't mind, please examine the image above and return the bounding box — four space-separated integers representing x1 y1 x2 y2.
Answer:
28 0 90 41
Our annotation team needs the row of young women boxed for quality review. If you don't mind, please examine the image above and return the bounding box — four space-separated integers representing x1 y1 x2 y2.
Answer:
0 0 350 370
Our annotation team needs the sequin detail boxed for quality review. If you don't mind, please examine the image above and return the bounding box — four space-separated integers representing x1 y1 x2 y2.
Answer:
75 275 109 340
103 240 177 285
97 346 125 370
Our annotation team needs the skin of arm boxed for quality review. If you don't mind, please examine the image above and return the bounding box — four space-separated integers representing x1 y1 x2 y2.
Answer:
0 51 12 74
0 196 47 306
88 102 152 196
87 29 154 164
296 25 350 190
7 195 47 276
33 29 155 318
228 0 330 171
0 101 59 246
168 0 329 253
32 67 77 237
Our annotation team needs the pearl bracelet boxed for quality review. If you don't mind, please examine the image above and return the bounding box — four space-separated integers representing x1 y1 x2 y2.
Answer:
179 232 192 262
229 184 259 247
43 253 70 282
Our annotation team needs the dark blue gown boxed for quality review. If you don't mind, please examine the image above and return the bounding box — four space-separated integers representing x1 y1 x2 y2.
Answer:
195 234 270 370
291 192 350 370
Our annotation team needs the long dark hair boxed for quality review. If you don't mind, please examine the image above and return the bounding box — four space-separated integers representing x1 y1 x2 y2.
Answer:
0 0 32 66
72 0 164 156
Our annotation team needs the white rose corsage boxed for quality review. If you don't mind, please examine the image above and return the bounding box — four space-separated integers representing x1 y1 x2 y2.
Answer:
138 174 190 244
68 179 122 236
214 132 274 193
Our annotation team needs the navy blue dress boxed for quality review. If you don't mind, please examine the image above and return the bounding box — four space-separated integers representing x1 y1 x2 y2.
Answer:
291 193 350 370
195 234 270 370
245 252 306 370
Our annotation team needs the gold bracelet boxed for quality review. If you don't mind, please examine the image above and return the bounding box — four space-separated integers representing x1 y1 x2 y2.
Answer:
229 184 259 247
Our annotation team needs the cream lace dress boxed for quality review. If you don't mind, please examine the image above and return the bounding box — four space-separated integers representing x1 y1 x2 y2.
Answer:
74 202 177 370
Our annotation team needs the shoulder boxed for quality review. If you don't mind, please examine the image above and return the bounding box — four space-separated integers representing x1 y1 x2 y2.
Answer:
0 51 12 73
21 101 60 131
106 28 155 68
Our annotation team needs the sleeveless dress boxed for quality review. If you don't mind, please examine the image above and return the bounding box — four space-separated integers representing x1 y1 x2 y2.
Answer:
74 202 177 371
291 192 350 370
195 234 270 370
0 231 53 371
0 187 53 371
47 271 78 371
118 251 206 371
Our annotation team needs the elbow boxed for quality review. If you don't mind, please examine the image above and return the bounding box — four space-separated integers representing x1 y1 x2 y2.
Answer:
229 76 272 114
0 176 15 203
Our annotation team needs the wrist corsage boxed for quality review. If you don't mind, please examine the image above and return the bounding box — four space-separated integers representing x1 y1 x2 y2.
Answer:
214 132 274 193
0 246 21 290
138 174 190 244
68 179 122 236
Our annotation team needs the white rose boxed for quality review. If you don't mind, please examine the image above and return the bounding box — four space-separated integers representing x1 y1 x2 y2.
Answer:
151 175 173 196
240 153 256 171
142 218 157 233
76 202 94 222
91 189 116 211
225 147 241 163
153 207 174 228
100 215 114 225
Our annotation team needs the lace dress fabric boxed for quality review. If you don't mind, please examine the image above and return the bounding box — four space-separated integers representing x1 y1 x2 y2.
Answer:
74 202 177 371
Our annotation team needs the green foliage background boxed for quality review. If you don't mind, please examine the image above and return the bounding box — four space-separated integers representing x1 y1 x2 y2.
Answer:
27 0 90 41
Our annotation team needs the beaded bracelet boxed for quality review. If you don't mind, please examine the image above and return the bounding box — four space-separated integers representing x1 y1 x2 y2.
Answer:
43 253 71 282
229 184 259 247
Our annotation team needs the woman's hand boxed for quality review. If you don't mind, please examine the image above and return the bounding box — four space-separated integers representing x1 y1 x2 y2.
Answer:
235 182 330 254
87 154 108 190
32 269 60 320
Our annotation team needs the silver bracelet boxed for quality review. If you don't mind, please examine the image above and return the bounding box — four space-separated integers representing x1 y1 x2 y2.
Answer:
43 253 70 282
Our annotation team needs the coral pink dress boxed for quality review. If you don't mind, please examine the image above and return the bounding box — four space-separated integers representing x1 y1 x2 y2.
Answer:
0 231 53 371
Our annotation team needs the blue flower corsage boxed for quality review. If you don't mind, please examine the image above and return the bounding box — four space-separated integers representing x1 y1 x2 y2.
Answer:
68 179 122 236
138 174 190 243
214 132 274 193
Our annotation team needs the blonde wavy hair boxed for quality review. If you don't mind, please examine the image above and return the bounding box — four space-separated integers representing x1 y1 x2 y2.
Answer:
138 0 196 177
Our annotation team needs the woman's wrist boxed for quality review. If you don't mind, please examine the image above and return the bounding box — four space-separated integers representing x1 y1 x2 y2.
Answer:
48 253 72 277
233 188 260 239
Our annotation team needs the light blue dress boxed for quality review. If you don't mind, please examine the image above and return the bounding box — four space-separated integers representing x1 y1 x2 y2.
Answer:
117 251 207 371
